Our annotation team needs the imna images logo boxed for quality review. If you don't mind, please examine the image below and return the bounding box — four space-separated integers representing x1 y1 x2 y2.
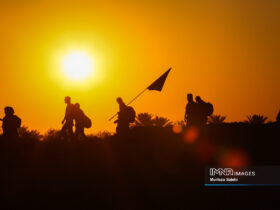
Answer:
210 168 234 176
209 168 255 176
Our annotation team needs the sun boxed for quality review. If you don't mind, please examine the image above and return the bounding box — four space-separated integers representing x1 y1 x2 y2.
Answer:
62 51 94 81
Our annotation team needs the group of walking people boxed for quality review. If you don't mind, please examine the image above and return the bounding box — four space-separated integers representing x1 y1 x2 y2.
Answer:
0 94 213 139
62 93 214 136
112 93 214 135
184 93 213 127
61 96 135 137
60 96 91 139
2 93 280 139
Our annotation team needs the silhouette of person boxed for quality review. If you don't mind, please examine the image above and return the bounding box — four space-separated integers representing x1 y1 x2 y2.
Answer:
1 106 21 139
114 97 130 134
61 96 74 138
277 110 280 124
185 93 199 126
74 103 86 139
195 96 208 126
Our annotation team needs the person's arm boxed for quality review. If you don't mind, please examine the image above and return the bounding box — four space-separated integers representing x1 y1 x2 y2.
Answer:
62 116 65 124
62 106 67 124
62 113 66 124
114 112 120 124
184 105 189 121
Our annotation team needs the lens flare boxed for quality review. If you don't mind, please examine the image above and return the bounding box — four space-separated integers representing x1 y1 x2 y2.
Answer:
194 140 217 163
172 124 183 134
183 126 199 143
219 148 250 167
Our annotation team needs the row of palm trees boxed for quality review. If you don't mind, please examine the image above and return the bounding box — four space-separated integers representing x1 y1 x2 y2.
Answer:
7 112 275 141
134 113 173 127
134 112 273 127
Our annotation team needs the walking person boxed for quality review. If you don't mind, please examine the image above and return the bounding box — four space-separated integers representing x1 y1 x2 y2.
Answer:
114 97 135 134
61 96 74 138
184 93 199 126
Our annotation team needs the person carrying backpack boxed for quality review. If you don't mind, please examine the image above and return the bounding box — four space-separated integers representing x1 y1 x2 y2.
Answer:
195 96 213 126
185 93 199 126
1 106 21 139
73 103 92 139
114 97 135 134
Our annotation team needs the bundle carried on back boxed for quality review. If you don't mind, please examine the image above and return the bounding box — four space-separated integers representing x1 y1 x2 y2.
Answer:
126 106 136 123
83 114 92 128
204 102 214 116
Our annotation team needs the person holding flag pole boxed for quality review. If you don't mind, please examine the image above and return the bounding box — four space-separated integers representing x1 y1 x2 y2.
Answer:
109 68 172 132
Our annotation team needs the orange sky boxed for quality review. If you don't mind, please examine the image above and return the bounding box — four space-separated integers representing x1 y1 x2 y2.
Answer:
0 0 279 133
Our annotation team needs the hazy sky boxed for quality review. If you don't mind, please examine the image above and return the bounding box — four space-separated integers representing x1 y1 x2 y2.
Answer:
0 0 279 133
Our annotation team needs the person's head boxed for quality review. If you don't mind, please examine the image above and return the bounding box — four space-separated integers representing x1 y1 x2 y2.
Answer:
116 97 124 105
4 106 14 116
195 96 202 103
187 93 193 102
64 96 71 104
74 103 80 109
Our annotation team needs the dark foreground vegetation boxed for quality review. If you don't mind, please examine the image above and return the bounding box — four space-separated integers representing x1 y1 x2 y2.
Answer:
0 123 279 209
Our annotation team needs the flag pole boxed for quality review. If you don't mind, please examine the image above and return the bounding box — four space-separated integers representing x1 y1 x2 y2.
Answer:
108 68 171 121
108 88 148 121
127 88 148 106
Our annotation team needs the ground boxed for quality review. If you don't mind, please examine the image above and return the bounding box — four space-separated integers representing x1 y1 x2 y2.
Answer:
0 124 279 209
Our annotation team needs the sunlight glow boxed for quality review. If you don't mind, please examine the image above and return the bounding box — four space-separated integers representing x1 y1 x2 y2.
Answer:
62 51 93 81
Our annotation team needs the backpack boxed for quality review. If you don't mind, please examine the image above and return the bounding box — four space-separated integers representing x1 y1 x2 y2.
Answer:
205 102 214 116
126 106 136 123
14 115 21 128
83 115 92 128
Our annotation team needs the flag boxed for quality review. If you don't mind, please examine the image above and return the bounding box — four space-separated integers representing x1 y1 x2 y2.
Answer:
147 68 171 91
108 68 171 121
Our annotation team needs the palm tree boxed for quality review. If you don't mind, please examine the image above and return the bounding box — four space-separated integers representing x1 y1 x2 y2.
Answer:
152 116 172 127
208 114 226 124
245 115 268 124
135 113 154 126
135 113 172 127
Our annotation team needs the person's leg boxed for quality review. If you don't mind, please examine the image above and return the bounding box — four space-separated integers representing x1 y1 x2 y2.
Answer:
67 122 74 135
74 125 78 137
75 125 84 140
60 123 67 137
81 127 85 137
61 121 73 139
118 122 129 135
116 123 126 134
124 122 129 133
201 116 207 126
116 123 121 134
65 121 73 136
187 117 192 127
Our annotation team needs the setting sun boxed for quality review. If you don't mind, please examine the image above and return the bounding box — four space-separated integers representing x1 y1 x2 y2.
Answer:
62 51 93 81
